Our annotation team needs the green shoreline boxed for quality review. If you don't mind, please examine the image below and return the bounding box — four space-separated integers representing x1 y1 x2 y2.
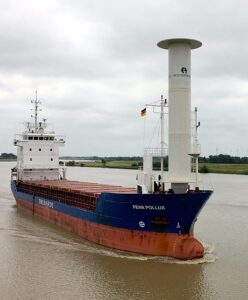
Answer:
2 158 248 175
63 160 248 175
0 159 16 162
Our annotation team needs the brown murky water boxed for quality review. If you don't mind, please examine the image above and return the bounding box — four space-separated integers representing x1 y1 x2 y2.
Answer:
0 162 248 300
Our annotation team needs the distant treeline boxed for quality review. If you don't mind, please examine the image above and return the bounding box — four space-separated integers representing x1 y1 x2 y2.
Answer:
2 153 248 164
0 153 17 159
61 154 248 165
199 154 248 164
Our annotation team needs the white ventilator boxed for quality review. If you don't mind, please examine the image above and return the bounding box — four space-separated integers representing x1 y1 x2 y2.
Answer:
157 38 202 193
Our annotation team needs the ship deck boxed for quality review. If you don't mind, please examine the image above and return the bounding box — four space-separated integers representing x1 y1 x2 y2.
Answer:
22 180 137 196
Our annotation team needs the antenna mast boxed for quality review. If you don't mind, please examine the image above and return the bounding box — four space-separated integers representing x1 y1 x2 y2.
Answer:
160 95 166 186
146 96 167 190
31 91 41 133
194 107 200 187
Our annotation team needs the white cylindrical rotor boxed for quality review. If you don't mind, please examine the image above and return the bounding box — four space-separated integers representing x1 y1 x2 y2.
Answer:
157 38 202 191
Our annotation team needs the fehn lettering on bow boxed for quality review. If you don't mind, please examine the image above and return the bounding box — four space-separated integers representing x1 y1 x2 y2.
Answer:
132 205 166 210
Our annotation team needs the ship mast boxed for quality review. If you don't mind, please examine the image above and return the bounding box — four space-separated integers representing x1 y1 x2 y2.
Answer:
31 91 41 133
194 107 200 188
160 95 166 187
145 96 167 190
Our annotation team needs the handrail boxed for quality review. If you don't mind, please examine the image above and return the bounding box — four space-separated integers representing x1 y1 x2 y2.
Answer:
144 147 168 157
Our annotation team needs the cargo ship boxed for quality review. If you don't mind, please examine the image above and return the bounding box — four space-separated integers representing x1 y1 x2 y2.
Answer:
11 38 213 260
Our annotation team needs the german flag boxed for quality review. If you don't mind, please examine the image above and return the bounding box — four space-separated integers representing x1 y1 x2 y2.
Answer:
141 108 146 117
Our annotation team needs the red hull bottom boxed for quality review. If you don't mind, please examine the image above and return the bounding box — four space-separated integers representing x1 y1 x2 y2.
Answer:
16 198 204 260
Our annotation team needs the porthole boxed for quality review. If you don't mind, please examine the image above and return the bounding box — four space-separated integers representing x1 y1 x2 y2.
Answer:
39 148 41 151
51 158 53 161
29 148 32 151
30 158 32 161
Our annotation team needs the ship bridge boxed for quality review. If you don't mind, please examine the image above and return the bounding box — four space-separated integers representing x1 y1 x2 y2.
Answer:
12 92 65 181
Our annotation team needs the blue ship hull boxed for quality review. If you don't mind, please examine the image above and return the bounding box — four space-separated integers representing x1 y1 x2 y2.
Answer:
11 180 212 259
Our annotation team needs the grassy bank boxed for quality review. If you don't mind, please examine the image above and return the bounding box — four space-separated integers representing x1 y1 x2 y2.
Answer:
0 159 16 162
199 163 248 175
66 160 142 169
64 160 248 175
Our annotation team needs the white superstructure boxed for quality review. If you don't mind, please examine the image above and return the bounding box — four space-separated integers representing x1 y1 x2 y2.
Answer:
13 93 65 181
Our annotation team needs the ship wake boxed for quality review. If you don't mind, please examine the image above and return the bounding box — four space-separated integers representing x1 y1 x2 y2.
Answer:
8 208 217 264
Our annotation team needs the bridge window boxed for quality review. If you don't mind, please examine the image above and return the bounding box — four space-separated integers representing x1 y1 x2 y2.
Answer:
30 158 32 161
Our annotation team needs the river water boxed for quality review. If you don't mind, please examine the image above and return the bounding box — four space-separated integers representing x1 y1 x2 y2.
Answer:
0 161 247 300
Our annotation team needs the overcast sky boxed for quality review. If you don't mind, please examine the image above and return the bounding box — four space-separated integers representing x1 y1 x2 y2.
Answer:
0 0 248 157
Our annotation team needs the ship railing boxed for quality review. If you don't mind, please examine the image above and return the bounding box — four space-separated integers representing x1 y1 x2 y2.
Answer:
144 147 168 157
188 143 201 156
18 165 64 170
14 166 66 180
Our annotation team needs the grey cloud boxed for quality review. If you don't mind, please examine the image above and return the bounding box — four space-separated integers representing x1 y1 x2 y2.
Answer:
1 0 248 156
